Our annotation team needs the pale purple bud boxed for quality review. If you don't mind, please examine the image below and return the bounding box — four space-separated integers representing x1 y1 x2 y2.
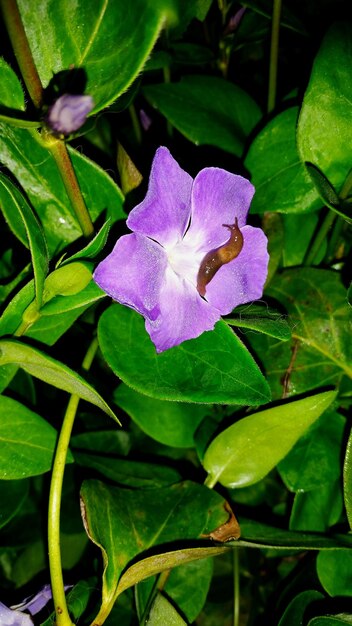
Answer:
46 94 94 134
224 6 246 35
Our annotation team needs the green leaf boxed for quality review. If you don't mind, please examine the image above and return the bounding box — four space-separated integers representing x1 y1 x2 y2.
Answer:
0 479 29 528
148 594 186 626
268 268 352 381
203 390 336 488
80 479 231 621
289 481 343 532
0 57 25 110
245 107 320 214
225 302 291 341
317 550 352 597
278 411 345 492
0 395 72 479
169 0 212 37
297 24 352 194
0 125 124 255
113 384 210 447
17 0 175 113
0 339 119 422
343 427 352 531
60 219 111 265
164 558 213 623
278 590 324 626
282 212 327 266
98 304 271 405
0 174 49 307
75 454 181 488
144 75 261 156
71 429 131 457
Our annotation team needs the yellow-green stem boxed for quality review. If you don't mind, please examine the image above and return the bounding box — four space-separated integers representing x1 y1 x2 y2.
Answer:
0 0 43 108
267 0 282 113
43 134 94 238
48 338 98 626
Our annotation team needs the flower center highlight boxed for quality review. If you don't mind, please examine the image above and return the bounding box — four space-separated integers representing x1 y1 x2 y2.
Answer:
166 239 204 287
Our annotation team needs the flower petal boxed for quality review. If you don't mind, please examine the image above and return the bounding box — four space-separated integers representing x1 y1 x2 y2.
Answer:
204 225 269 314
0 602 33 626
145 266 221 352
93 233 167 321
185 168 255 253
127 147 193 247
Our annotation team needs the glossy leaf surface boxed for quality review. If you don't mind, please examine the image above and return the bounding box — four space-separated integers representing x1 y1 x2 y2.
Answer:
0 339 118 422
203 391 336 488
98 304 271 405
144 75 261 156
317 550 352 597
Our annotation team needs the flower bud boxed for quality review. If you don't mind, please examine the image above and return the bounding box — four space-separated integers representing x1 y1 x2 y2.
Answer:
46 93 94 135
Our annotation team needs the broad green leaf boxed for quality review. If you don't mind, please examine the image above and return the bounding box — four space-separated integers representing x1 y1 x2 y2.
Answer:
297 24 352 194
144 75 261 156
0 125 124 254
0 57 25 110
17 0 175 113
245 107 320 214
148 594 186 626
98 304 271 405
0 174 49 307
225 302 291 341
164 558 213 623
0 339 119 422
75 453 181 488
80 480 231 621
0 479 28 528
278 590 324 626
343 427 352 530
289 481 343 532
0 395 72 479
71 430 131 457
278 411 345 492
317 550 352 597
203 390 336 488
114 384 210 447
268 268 352 381
282 212 327 266
262 212 284 284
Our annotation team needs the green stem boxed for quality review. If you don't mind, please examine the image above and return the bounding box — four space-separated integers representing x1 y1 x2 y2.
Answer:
0 0 43 108
233 549 240 626
43 133 94 238
162 63 173 138
267 0 282 113
204 473 218 489
48 338 98 626
303 209 336 266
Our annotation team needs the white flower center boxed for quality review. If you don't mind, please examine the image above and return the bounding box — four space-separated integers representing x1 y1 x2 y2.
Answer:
166 239 204 287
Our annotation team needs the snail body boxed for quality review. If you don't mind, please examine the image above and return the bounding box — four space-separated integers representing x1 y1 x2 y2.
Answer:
196 218 243 297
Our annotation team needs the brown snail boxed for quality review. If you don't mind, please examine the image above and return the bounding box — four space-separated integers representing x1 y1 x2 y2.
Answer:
196 218 243 297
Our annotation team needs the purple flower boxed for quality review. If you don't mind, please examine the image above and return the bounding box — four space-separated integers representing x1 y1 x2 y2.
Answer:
46 94 94 134
0 584 72 625
94 147 268 352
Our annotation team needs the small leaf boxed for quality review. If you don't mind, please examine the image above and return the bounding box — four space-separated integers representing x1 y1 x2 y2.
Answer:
278 590 324 626
0 339 119 422
60 220 112 265
113 383 210 447
0 57 25 110
98 304 271 405
148 593 187 626
225 302 291 341
203 390 336 488
317 550 352 597
0 395 72 479
144 75 261 156
305 162 340 209
0 174 49 307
